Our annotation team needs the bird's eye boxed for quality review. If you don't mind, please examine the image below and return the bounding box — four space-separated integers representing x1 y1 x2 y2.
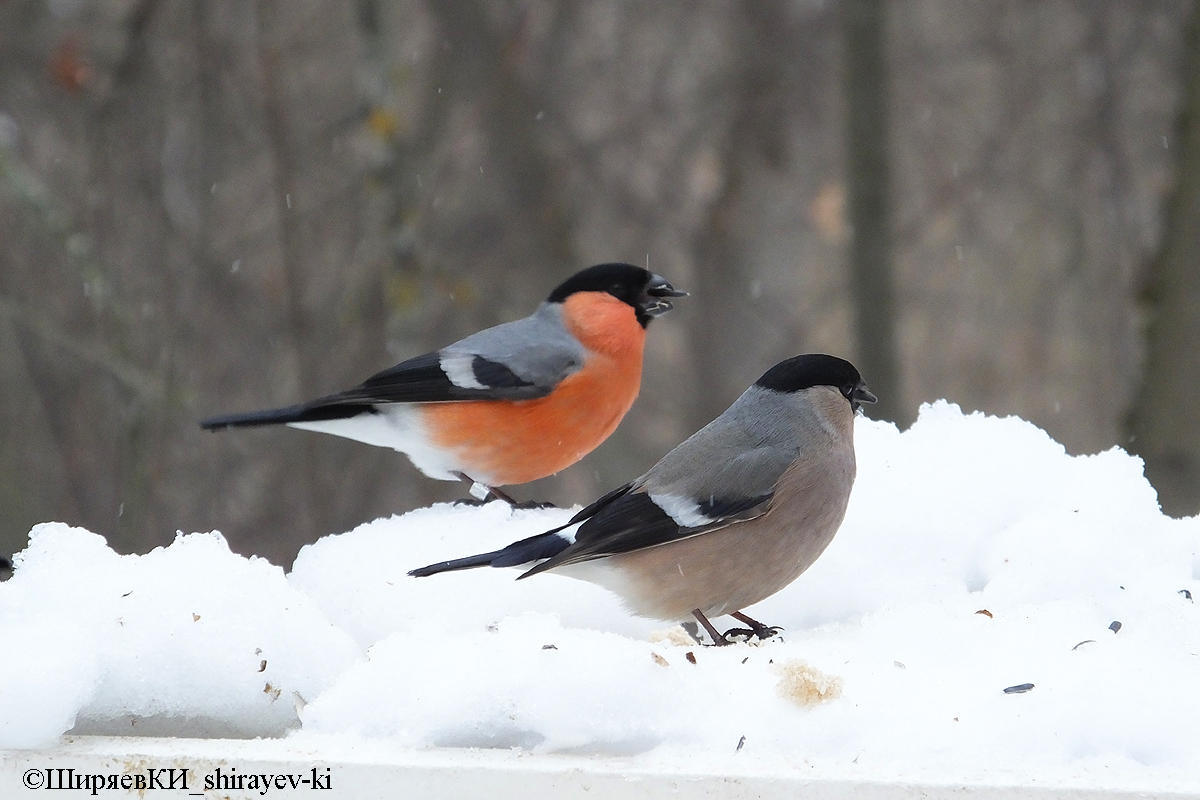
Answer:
843 383 855 396
609 282 623 294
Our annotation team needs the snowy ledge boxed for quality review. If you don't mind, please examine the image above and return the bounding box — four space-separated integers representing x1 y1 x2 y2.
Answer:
1 735 1197 799
1 403 1198 795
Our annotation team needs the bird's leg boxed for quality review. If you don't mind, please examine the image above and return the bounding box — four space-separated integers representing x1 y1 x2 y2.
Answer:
452 472 497 506
482 484 561 509
481 483 521 505
722 611 783 642
691 609 733 646
452 473 557 510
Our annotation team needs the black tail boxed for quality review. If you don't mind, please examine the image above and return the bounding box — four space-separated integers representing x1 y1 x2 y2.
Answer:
200 401 376 431
408 550 508 577
408 531 571 578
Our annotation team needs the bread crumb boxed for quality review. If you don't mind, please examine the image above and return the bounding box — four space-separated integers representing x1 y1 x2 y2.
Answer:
773 659 842 707
648 628 697 647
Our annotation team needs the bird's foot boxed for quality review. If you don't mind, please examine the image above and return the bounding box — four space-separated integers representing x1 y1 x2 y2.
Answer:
508 499 558 510
452 495 495 507
483 485 555 510
720 627 755 643
728 611 783 641
451 495 557 510
721 625 783 642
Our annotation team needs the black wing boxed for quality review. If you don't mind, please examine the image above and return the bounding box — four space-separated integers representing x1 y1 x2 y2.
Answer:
200 352 547 430
519 486 773 578
348 352 545 403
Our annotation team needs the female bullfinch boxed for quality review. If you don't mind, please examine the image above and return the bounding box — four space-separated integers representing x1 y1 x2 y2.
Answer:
410 354 876 645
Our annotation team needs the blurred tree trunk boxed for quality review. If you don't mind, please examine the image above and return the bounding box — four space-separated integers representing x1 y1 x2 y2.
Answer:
0 0 1189 567
1129 1 1200 517
686 1 795 432
843 0 904 424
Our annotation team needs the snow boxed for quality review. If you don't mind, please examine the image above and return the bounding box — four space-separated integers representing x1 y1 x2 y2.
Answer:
0 526 359 743
2 401 1198 791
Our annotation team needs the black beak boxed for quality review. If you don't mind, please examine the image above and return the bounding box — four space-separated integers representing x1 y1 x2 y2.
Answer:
642 274 688 317
853 383 878 405
850 381 877 411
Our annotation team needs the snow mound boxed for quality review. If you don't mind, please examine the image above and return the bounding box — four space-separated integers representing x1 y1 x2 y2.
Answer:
2 402 1198 787
0 526 359 746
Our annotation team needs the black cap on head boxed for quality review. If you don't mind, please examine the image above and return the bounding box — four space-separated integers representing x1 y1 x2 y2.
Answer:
756 354 877 408
547 263 686 327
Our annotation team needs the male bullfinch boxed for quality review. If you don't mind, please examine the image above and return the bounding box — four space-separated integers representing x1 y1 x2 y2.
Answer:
410 354 876 645
201 263 686 504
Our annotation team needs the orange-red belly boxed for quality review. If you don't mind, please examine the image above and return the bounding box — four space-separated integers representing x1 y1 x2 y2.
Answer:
421 351 642 486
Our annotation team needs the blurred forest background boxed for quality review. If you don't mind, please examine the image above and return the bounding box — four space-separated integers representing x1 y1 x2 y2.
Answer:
2 0 1199 568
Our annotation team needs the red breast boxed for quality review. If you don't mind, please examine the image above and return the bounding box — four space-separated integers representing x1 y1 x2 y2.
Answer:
420 292 647 486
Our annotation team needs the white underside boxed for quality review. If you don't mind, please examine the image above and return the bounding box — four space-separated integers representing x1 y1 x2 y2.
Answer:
524 523 681 621
287 406 470 483
551 558 653 616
